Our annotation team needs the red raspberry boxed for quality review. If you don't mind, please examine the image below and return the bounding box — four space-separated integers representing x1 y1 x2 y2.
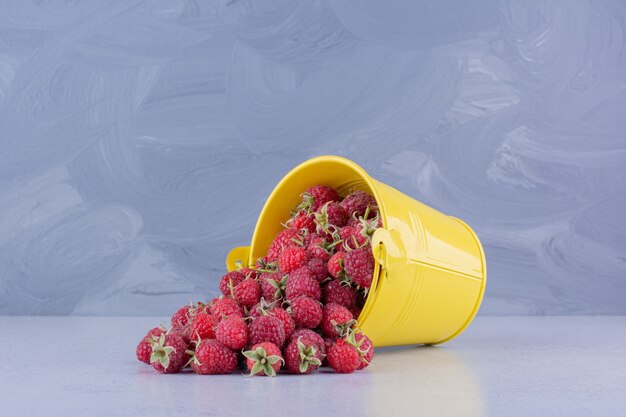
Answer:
171 305 191 330
249 315 286 347
288 211 316 233
216 316 249 350
259 272 287 301
267 229 299 262
306 234 334 263
188 312 217 340
354 332 374 370
323 280 357 309
327 339 361 373
315 201 348 232
284 336 323 374
324 337 337 356
136 326 165 364
344 247 375 288
149 332 190 374
340 226 368 250
233 278 261 308
190 339 237 375
210 297 243 322
240 267 258 280
307 257 328 282
243 342 284 377
288 329 325 353
285 267 321 301
278 246 310 273
350 305 362 319
300 185 341 212
327 251 346 279
340 190 377 218
321 303 354 338
269 307 295 339
289 296 322 329
219 271 245 296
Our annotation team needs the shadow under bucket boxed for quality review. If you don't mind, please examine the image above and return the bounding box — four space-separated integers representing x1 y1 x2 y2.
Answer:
226 156 487 347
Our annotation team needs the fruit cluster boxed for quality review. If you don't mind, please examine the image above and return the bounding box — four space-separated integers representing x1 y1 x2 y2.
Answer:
136 185 379 376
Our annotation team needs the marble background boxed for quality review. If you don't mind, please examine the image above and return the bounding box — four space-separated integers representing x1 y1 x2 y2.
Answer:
0 0 624 315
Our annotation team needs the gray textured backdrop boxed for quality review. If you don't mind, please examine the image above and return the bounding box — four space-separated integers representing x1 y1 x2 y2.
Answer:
1 0 625 315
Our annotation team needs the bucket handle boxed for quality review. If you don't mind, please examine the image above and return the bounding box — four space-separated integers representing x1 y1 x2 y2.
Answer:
226 246 251 271
371 228 403 281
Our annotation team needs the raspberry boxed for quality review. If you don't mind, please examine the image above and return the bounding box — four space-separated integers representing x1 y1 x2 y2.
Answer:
321 303 355 338
149 332 190 374
340 226 368 251
344 247 375 288
278 246 310 273
288 329 325 353
284 336 323 374
340 191 377 218
327 339 361 373
327 251 346 279
285 267 321 301
219 271 245 296
171 305 191 330
267 229 299 262
243 342 284 377
289 296 322 329
307 257 328 283
259 272 288 301
136 326 165 364
210 297 243 322
306 234 334 263
240 267 258 280
233 278 261 308
288 211 316 233
354 332 374 370
268 307 295 339
299 185 341 212
249 315 286 347
323 280 357 309
189 312 217 340
190 339 237 375
314 201 348 232
216 316 249 350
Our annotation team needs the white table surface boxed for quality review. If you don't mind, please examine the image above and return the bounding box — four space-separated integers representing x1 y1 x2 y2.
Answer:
1 316 624 417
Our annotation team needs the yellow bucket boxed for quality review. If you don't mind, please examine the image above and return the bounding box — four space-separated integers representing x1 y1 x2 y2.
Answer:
226 156 486 347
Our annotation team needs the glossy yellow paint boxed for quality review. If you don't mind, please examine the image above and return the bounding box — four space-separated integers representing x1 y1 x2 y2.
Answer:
226 156 487 347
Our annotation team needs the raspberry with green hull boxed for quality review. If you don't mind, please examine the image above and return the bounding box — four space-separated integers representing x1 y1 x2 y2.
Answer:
315 201 348 232
285 267 321 301
288 211 316 233
284 336 323 374
249 315 286 347
299 185 341 212
340 226 369 250
327 338 361 374
260 272 287 301
321 303 355 338
289 296 322 329
354 332 374 370
171 305 191 330
189 339 237 375
216 317 249 350
243 342 284 377
344 247 375 288
288 329 325 353
136 326 166 364
340 191 377 218
149 332 190 374
219 271 245 296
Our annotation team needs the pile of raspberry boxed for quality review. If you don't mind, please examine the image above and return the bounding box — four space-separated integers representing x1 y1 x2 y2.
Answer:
136 185 380 376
